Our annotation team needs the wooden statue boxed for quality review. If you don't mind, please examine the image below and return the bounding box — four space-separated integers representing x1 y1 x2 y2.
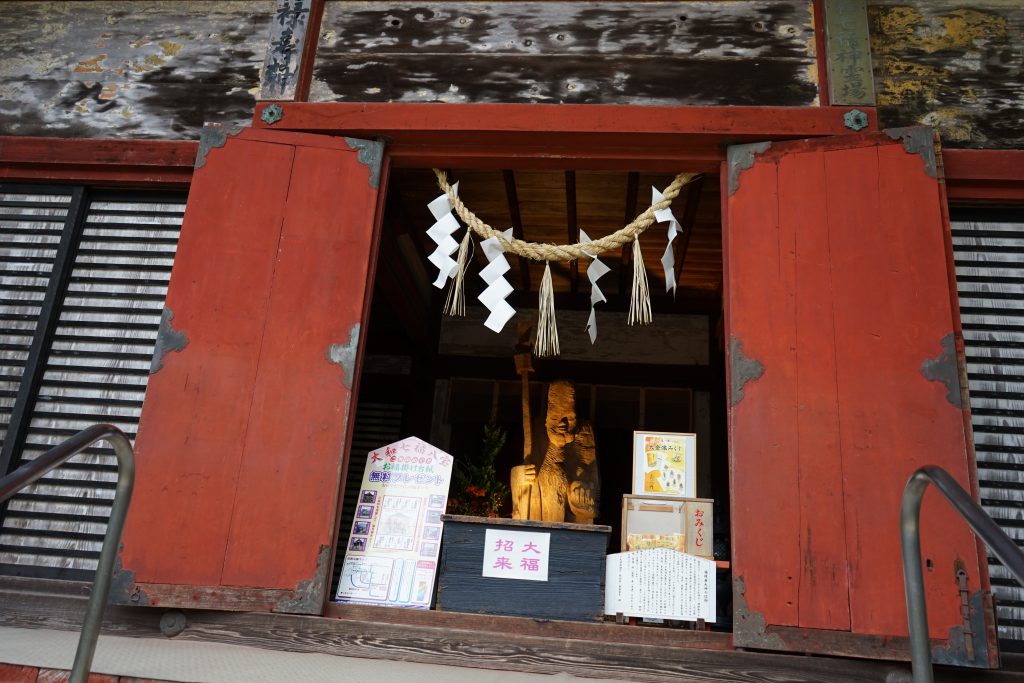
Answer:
511 379 600 524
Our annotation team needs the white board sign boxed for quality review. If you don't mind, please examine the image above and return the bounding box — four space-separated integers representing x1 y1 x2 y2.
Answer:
482 528 550 582
335 436 454 608
605 548 716 622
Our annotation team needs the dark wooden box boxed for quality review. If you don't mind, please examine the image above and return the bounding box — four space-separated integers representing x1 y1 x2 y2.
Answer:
437 515 611 622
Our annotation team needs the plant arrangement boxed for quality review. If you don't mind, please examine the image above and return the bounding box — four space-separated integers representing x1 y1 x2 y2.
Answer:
447 422 510 518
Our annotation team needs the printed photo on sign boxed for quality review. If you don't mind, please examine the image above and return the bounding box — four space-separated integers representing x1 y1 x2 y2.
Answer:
360 490 377 504
357 505 374 519
422 525 441 541
353 521 370 536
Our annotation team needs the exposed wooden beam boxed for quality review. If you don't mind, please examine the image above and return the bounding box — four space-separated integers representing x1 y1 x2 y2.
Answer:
252 103 879 172
503 169 531 292
674 174 705 289
565 170 579 293
619 171 639 295
0 137 196 186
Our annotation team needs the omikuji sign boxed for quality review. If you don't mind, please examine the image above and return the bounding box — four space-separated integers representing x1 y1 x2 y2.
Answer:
482 528 551 582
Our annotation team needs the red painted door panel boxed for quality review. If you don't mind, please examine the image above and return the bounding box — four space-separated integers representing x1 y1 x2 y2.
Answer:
724 129 996 666
115 127 382 613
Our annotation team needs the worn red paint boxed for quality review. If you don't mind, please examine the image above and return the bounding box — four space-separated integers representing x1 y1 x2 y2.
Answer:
944 149 1024 201
36 670 118 683
119 128 380 611
0 663 36 683
0 137 196 186
251 103 879 172
724 130 994 664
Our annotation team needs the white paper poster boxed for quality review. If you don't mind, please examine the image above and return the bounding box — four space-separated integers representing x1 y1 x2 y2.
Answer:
482 528 550 582
335 436 454 608
605 548 716 622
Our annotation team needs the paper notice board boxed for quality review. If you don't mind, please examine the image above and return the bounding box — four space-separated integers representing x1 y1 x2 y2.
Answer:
335 436 454 609
605 548 715 622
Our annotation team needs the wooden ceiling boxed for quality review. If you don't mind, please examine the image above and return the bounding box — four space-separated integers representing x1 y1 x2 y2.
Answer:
381 167 723 318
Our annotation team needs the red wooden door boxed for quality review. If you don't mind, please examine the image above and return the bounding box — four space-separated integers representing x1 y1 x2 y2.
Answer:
724 128 997 666
114 127 384 613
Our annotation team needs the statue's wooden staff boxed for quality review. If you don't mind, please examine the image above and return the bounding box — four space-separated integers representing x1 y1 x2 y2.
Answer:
513 323 535 519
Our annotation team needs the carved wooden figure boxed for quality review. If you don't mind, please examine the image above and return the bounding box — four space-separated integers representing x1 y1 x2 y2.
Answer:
511 380 600 524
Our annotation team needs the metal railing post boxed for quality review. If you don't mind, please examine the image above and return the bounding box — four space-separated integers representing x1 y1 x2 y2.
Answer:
0 424 135 683
901 465 1024 683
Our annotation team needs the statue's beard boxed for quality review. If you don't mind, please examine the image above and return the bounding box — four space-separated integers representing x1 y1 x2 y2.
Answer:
548 429 574 447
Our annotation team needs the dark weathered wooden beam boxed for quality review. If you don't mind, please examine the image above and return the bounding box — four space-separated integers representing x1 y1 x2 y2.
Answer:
2 577 1009 683
565 170 579 293
503 169 531 292
674 174 705 289
619 171 639 295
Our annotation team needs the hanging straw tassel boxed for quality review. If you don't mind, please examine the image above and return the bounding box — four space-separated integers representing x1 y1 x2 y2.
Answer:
628 237 652 326
443 230 473 317
534 263 560 357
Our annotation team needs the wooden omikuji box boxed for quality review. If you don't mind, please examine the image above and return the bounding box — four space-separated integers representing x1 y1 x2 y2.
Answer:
621 495 714 558
437 515 612 622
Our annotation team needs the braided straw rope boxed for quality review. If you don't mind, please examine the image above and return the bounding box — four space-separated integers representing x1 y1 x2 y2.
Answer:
433 169 699 262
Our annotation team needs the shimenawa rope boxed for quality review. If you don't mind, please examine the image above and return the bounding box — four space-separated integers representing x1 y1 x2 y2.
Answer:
432 169 698 262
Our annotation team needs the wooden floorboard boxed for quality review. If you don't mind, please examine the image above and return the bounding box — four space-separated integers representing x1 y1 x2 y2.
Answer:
2 578 1024 682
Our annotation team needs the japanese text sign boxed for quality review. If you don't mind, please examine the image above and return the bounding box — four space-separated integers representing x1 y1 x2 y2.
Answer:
335 436 454 608
605 548 716 622
482 529 550 582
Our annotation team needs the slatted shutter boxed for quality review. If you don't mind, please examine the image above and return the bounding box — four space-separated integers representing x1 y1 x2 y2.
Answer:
0 187 184 580
952 209 1024 651
0 187 76 448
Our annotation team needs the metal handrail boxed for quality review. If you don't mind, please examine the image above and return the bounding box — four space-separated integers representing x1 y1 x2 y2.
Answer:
0 424 135 683
901 465 1024 683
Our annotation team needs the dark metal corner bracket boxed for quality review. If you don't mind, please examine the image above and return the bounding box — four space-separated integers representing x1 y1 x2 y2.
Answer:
150 307 188 375
729 337 765 407
343 138 385 190
195 125 243 170
920 332 962 408
327 322 361 389
884 126 937 178
727 141 772 197
733 576 786 650
275 544 332 614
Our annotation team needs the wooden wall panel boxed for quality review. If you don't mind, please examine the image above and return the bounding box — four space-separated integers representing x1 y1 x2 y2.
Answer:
867 1 1024 149
312 2 819 106
726 130 992 662
0 2 272 140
